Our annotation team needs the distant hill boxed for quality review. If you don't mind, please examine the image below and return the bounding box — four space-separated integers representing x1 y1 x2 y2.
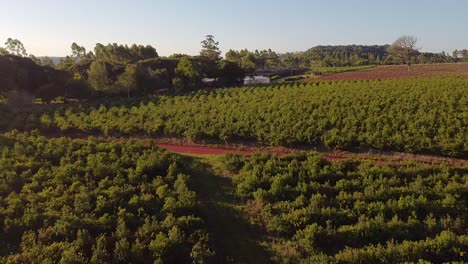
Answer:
37 57 63 65
38 57 79 65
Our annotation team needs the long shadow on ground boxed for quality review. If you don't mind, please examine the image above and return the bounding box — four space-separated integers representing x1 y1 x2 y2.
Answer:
179 155 271 264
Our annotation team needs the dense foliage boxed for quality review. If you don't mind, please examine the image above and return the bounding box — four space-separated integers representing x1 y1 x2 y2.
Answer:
2 36 467 102
93 43 159 65
226 45 463 69
223 153 468 263
2 77 466 157
0 132 214 263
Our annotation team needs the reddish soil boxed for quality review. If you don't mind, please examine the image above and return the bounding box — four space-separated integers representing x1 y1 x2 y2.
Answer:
307 63 468 81
155 142 466 167
156 143 352 164
157 143 345 162
41 133 467 166
157 143 254 156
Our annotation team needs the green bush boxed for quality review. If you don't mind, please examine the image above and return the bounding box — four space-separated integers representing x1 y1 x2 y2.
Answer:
0 132 214 263
230 153 468 262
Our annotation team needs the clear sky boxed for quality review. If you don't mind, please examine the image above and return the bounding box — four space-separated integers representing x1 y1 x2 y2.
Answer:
1 0 467 56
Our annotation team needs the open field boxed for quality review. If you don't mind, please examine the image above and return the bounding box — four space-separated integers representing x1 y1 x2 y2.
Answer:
307 63 468 81
274 66 376 82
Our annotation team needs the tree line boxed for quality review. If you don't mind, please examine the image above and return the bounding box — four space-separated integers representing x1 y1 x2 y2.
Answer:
2 35 468 103
284 36 467 68
0 36 246 102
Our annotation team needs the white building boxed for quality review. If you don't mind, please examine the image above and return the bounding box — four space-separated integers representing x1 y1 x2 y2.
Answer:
202 78 217 84
243 76 270 85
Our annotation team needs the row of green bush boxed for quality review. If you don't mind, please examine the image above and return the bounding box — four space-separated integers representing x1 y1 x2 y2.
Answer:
2 77 466 157
222 152 468 263
0 132 214 263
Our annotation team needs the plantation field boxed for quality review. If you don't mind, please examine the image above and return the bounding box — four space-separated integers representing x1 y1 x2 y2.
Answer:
1 74 467 263
3 2 468 263
0 132 466 263
223 153 468 263
2 76 466 157
0 132 214 263
312 63 468 81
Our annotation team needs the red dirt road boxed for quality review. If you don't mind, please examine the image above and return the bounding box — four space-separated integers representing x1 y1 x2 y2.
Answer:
156 143 346 162
155 142 467 166
157 143 254 156
41 133 467 166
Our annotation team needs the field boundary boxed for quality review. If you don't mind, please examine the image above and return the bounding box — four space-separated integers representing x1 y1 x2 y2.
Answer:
30 132 468 166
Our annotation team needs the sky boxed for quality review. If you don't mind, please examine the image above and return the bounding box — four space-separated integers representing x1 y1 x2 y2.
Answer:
0 0 467 57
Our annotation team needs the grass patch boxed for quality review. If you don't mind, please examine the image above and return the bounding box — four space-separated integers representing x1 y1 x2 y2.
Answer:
179 154 272 263
273 65 376 83
311 65 376 74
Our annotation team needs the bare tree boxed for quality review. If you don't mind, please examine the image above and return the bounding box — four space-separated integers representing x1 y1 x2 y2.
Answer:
387 35 419 70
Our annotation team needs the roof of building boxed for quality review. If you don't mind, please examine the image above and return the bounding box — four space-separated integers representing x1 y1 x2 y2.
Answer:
243 76 270 81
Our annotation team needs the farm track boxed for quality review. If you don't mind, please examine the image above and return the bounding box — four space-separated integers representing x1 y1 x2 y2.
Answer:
38 132 468 166
184 155 272 263
155 142 467 166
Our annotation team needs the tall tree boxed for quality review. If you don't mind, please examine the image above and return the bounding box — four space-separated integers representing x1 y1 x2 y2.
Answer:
387 35 419 70
88 61 109 93
173 57 202 91
94 43 158 65
225 49 240 62
200 35 221 62
4 38 28 57
219 60 244 86
240 52 257 74
56 56 76 71
461 49 468 61
114 64 139 98
28 54 41 64
71 42 87 59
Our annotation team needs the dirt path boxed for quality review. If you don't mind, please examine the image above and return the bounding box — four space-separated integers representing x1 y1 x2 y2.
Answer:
156 142 467 166
156 143 362 163
183 156 271 263
37 132 468 166
157 143 256 156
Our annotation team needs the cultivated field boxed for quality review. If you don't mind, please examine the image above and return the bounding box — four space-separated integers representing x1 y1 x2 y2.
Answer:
227 153 468 263
1 71 467 263
2 77 466 157
310 63 468 81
